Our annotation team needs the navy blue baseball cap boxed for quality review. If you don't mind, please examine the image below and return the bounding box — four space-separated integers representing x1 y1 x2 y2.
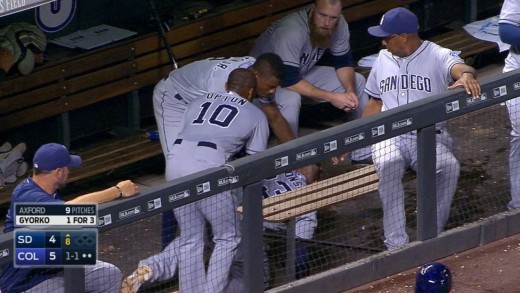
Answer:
368 7 419 37
415 262 452 293
33 143 82 171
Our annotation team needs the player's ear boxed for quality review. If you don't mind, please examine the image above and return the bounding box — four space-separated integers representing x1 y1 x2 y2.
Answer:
247 88 255 100
309 4 316 17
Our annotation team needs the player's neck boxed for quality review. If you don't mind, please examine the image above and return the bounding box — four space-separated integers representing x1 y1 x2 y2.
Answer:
403 39 423 57
33 174 58 195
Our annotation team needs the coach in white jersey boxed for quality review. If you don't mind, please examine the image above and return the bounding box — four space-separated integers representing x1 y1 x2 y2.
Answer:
249 0 368 138
364 8 481 249
499 0 520 210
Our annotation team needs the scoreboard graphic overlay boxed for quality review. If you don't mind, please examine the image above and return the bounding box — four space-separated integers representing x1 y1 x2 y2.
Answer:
13 203 98 267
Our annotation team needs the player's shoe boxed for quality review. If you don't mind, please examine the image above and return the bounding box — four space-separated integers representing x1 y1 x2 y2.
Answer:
121 265 152 293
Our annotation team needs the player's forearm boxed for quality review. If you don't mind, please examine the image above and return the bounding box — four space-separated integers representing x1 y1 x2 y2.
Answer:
270 118 295 143
451 64 477 80
67 180 139 204
286 80 334 102
336 67 357 94
260 103 296 143
67 186 122 204
362 98 383 117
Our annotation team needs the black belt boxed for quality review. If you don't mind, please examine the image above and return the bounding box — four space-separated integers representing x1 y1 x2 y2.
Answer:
174 139 217 150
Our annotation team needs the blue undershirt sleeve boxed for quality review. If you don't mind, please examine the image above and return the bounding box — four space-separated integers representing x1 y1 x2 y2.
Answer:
499 23 520 45
282 65 301 87
331 50 354 69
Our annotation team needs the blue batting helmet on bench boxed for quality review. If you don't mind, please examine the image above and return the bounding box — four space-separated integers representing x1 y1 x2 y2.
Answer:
415 262 452 293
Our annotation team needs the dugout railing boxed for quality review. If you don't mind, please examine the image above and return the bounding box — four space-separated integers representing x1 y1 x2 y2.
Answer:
0 69 519 292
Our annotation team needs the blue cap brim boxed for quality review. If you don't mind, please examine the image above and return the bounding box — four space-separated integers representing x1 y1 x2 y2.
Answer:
368 26 392 38
68 155 82 168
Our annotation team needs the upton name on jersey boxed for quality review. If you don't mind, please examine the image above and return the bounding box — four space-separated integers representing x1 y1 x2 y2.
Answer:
205 93 248 106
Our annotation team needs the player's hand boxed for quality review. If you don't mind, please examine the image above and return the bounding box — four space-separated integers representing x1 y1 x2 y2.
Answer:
117 180 140 198
448 72 481 100
331 153 350 165
297 164 322 184
330 92 359 112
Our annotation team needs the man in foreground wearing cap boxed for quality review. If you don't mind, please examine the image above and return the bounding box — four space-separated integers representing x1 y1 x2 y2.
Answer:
362 7 481 249
0 143 140 293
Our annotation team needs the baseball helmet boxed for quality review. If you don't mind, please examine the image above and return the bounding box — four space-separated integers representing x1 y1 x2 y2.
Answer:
0 22 47 75
415 262 452 293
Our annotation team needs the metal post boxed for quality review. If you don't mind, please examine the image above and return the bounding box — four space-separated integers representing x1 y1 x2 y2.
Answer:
416 126 437 241
284 218 296 283
58 112 71 148
465 0 477 23
243 182 264 293
128 90 141 130
64 267 85 293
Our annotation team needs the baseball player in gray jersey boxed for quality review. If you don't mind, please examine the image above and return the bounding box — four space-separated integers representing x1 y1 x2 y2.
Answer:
223 170 318 292
249 0 369 141
155 53 293 248
122 69 269 293
499 0 520 210
364 8 481 249
121 171 319 293
154 54 290 180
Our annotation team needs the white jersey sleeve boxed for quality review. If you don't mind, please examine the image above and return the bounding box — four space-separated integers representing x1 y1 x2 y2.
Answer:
500 0 520 25
365 53 382 99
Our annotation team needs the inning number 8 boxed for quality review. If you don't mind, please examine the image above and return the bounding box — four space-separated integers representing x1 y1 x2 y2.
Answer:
192 101 238 127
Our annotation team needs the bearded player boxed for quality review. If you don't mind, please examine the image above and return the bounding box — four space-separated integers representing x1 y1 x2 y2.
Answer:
249 0 370 163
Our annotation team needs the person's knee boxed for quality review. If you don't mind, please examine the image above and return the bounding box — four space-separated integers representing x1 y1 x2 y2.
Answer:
437 155 460 176
91 262 123 290
106 262 123 281
375 156 406 177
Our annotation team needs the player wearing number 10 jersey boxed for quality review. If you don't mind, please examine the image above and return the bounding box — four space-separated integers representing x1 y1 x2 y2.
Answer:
172 68 268 293
154 54 287 181
154 53 287 250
